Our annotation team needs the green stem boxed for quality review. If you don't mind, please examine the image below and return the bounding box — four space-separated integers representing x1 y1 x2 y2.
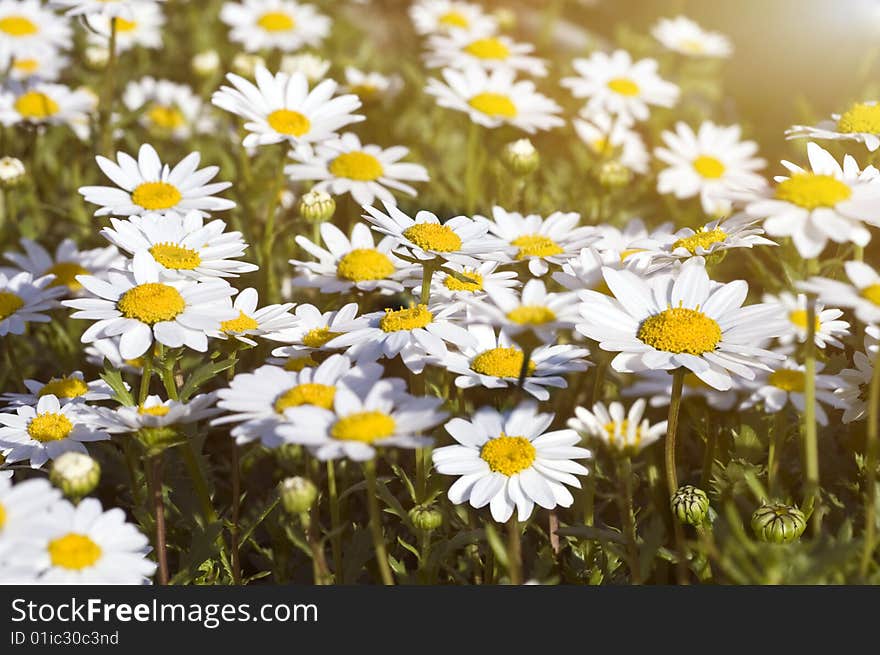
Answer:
803 296 820 534
505 516 523 584
326 460 344 583
231 441 242 585
363 459 394 585
665 369 685 498
181 443 217 524
768 409 786 497
464 121 481 215
419 260 436 304
261 146 287 304
149 455 169 585
98 20 118 156
700 411 716 492
860 351 880 576
617 456 641 584
138 353 153 406
516 345 536 395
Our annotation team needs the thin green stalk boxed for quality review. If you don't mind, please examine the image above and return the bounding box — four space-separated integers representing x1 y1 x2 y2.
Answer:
261 147 288 303
363 459 394 585
516 344 536 395
419 260 436 304
768 409 786 497
665 369 685 497
803 296 820 534
700 412 717 491
326 460 344 583
231 441 242 585
138 353 154 405
860 351 880 576
98 20 118 156
464 121 481 215
506 517 523 584
181 443 217 524
149 455 169 585
617 456 641 584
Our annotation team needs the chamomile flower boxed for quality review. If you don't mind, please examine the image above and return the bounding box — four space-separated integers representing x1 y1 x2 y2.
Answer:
279 379 447 461
651 16 732 58
0 83 95 129
409 0 496 36
787 101 880 152
220 0 330 53
413 260 518 307
561 50 679 124
212 67 363 148
576 258 787 391
290 222 412 294
269 302 369 361
362 201 505 265
86 3 165 52
4 238 122 296
637 214 776 265
800 260 880 326
0 1 72 61
438 324 589 401
0 395 109 468
426 66 564 133
285 132 429 207
591 217 675 259
123 77 208 140
741 358 844 425
79 144 235 217
51 0 163 18
279 52 330 82
622 369 739 410
836 348 874 423
64 251 237 360
4 45 68 82
475 206 596 276
573 112 649 173
1 372 113 408
211 287 298 346
425 30 547 77
745 142 880 258
100 211 257 280
327 301 477 373
0 477 61 563
214 355 384 446
0 271 63 336
655 121 766 214
763 291 849 349
98 394 218 433
569 400 667 455
342 67 402 103
433 402 590 522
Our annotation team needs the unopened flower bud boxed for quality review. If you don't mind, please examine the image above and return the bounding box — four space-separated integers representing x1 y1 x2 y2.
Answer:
280 476 318 515
232 53 265 77
0 157 25 187
502 138 539 176
84 45 109 70
751 502 806 544
136 426 182 456
409 504 443 531
671 485 710 525
192 50 220 76
597 160 632 188
50 452 100 499
298 189 336 223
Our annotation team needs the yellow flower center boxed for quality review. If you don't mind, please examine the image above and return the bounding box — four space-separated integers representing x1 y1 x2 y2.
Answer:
149 243 201 270
0 291 24 320
604 420 642 447
112 17 137 32
443 269 483 292
507 305 556 326
837 103 880 134
379 305 433 332
336 248 395 282
512 234 564 260
328 151 384 181
438 11 468 28
774 173 852 210
44 262 89 291
15 91 59 119
672 228 727 254
331 410 396 443
861 284 880 306
117 283 186 325
13 58 38 74
403 223 462 252
0 16 37 36
131 181 183 211
768 369 805 393
464 37 510 60
637 307 722 354
267 109 310 137
274 383 336 412
480 434 536 476
48 533 102 570
283 354 317 371
221 311 259 334
139 405 170 416
257 11 295 31
789 309 821 332
302 326 342 349
0 502 5 530
692 155 726 179
468 92 517 118
27 412 73 443
471 347 535 378
147 104 186 130
680 39 706 54
607 77 640 96
38 376 89 399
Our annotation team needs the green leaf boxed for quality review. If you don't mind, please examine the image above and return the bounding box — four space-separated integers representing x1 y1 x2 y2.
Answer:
179 358 237 401
100 366 134 406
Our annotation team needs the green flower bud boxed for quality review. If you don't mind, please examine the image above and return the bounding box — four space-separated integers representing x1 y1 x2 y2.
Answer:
0 157 26 188
298 189 336 223
597 160 633 189
136 426 183 456
409 504 443 532
671 485 710 525
501 139 539 176
50 452 100 499
751 502 806 544
279 476 318 515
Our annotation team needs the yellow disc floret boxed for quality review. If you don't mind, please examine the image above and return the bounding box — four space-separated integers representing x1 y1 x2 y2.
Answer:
471 347 535 378
44 262 89 290
0 16 37 36
267 109 310 137
0 291 24 321
274 383 336 412
329 151 384 181
861 284 880 307
302 327 342 348
221 311 259 334
480 434 536 476
774 173 851 209
257 11 295 31
379 305 433 332
444 269 483 292
38 376 89 400
837 102 880 134
331 411 396 443
149 243 201 270
672 228 727 254
27 412 73 443
464 37 510 60
117 283 186 325
48 533 102 570
637 307 722 354
336 248 395 282
789 309 821 332
403 223 462 252
468 92 517 118
768 369 805 393
15 91 59 119
607 78 640 96
507 305 556 326
139 405 170 416
131 182 182 211
692 155 726 179
147 104 186 130
512 234 564 259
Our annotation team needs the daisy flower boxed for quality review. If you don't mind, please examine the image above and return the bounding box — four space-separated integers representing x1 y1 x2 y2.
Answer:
212 66 363 148
50 0 163 18
561 50 679 124
122 77 208 140
576 258 788 391
79 144 235 217
290 222 412 295
269 302 369 364
475 206 596 276
0 477 61 564
426 66 564 133
800 260 880 326
0 271 63 336
279 378 447 461
220 0 330 53
836 348 874 423
552 247 624 292
342 66 402 103
744 142 880 258
86 3 165 52
100 211 257 280
327 301 477 373
4 238 122 296
425 30 547 77
0 83 95 129
655 121 766 214
4 45 68 82
432 402 590 522
569 399 666 455
740 358 844 425
214 355 384 446
1 371 114 408
211 287 298 346
285 132 429 207
438 324 589 401
591 217 675 259
412 260 518 307
0 0 72 61
763 291 849 349
0 395 109 469
573 112 649 173
409 0 496 36
280 52 330 83
362 200 506 265
622 369 739 410
64 251 237 360
98 394 218 434
651 16 732 58
787 101 880 152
